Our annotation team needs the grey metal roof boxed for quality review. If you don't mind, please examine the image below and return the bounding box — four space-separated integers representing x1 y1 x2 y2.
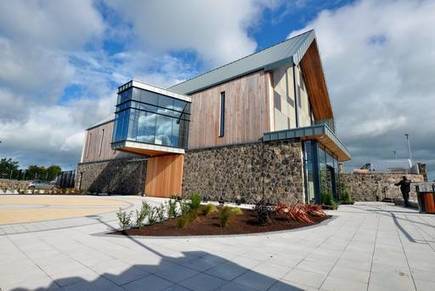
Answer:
263 123 351 161
86 115 114 131
169 30 315 95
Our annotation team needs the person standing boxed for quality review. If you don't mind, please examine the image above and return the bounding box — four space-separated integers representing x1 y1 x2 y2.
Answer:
395 176 411 207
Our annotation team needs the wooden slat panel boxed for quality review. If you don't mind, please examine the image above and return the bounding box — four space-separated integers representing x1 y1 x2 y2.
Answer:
82 121 118 163
145 154 184 197
188 71 270 149
300 40 334 120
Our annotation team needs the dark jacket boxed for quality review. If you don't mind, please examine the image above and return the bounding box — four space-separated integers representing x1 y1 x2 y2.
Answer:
395 179 411 194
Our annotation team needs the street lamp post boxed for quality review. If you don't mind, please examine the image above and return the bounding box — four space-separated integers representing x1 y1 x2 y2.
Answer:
404 133 412 162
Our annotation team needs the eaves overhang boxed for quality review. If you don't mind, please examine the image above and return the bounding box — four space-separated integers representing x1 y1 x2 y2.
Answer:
263 124 351 162
112 140 185 156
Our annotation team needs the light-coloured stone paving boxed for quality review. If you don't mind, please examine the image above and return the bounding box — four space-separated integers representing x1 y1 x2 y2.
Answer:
0 199 434 291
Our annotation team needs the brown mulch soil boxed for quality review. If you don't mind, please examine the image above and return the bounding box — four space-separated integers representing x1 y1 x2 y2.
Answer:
113 209 330 237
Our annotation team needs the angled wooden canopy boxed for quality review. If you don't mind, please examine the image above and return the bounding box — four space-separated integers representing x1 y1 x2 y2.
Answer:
299 40 334 121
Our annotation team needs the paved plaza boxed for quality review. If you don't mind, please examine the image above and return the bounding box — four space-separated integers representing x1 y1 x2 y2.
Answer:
0 196 434 291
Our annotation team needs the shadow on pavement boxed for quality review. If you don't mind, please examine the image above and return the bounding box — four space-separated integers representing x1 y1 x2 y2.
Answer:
11 218 303 291
11 251 303 291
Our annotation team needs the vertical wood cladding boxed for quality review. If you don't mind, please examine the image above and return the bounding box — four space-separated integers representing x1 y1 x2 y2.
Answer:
145 154 184 197
82 121 118 163
187 71 270 149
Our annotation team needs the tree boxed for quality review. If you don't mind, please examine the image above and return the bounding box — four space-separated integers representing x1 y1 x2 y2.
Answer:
25 165 62 181
0 158 19 179
26 165 45 180
46 165 62 181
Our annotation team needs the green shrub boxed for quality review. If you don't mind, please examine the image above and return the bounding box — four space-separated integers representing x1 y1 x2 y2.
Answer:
339 184 353 204
148 207 158 225
254 198 272 225
180 200 191 216
156 204 166 222
176 210 198 229
167 199 178 218
219 206 243 227
321 192 338 209
200 203 218 216
116 208 132 230
190 193 201 210
321 192 333 205
135 202 151 228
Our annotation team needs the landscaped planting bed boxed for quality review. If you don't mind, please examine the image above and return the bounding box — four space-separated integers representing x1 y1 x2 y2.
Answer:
113 195 330 236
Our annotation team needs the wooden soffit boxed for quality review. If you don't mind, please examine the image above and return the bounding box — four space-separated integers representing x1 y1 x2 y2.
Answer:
299 40 334 120
112 141 185 157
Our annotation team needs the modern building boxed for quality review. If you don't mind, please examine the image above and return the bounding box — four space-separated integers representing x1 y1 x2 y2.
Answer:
76 30 351 204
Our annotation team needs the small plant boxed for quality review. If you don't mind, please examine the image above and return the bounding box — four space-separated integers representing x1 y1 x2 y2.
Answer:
321 192 333 205
156 204 166 222
135 202 151 228
339 183 353 204
304 204 326 217
180 200 192 216
148 206 158 225
190 192 201 210
200 203 218 216
176 210 198 229
254 198 272 225
276 203 313 224
219 206 243 227
167 199 178 218
116 208 132 230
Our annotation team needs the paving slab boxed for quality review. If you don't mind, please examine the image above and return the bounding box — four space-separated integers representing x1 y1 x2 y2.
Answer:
0 200 434 290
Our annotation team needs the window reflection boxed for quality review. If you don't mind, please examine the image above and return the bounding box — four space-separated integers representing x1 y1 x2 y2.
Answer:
113 87 190 149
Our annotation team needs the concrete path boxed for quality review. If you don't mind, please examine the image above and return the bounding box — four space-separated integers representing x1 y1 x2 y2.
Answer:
0 199 434 291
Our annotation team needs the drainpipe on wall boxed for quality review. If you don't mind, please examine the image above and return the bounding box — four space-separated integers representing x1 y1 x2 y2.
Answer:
292 65 300 128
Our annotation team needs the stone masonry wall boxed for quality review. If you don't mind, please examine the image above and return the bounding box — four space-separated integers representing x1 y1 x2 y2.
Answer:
76 158 147 195
183 141 304 204
0 179 30 190
340 173 424 202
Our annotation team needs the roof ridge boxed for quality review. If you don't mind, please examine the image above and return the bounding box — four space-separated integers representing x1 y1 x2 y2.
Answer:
169 29 314 89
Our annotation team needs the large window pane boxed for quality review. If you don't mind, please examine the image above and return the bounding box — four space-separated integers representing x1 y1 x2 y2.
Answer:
155 115 172 146
114 86 190 148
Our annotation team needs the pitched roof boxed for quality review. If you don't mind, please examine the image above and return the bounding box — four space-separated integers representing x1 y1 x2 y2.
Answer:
169 30 316 95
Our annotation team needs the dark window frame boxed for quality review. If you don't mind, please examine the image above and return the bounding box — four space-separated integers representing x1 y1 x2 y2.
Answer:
219 91 225 137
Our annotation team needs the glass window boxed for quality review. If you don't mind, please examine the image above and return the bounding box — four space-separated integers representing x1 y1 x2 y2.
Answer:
138 111 156 143
274 92 281 111
173 99 186 112
219 92 225 137
171 119 180 147
155 115 172 146
113 86 190 148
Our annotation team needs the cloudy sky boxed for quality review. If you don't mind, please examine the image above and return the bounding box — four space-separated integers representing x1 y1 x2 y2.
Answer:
0 0 434 180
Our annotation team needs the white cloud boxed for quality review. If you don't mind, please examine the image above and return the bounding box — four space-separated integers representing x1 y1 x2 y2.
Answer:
0 0 104 50
106 0 279 66
290 0 435 176
2 0 278 169
0 0 107 168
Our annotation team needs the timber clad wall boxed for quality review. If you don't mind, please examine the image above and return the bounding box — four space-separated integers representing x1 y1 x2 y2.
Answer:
83 121 118 163
145 154 184 197
188 71 271 149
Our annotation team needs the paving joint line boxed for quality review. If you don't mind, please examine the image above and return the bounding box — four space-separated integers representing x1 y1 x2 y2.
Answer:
396 213 419 291
366 207 381 291
4 234 61 289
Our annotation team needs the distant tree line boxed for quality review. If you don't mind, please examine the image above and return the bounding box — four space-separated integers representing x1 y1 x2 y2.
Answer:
0 158 62 181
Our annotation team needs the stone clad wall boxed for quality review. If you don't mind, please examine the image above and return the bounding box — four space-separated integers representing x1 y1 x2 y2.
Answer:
76 158 147 195
183 141 304 204
340 173 424 202
0 179 30 190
